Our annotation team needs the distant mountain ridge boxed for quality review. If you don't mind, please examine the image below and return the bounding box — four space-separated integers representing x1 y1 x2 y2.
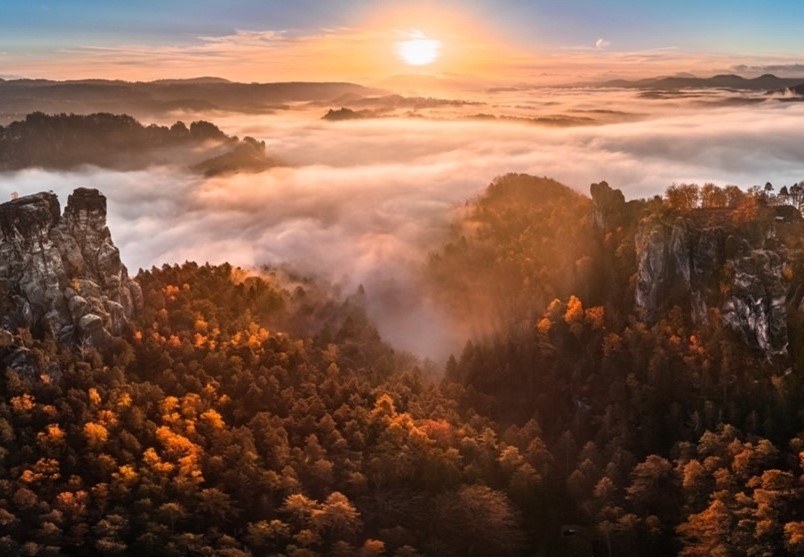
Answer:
0 78 387 120
596 73 804 90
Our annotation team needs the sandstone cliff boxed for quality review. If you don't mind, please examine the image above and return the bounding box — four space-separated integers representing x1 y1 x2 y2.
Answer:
633 216 788 358
592 182 793 360
0 188 142 356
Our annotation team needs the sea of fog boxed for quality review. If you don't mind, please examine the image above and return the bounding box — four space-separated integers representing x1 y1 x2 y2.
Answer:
3 87 804 360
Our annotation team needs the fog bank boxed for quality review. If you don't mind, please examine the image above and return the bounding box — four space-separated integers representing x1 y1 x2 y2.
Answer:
3 88 804 360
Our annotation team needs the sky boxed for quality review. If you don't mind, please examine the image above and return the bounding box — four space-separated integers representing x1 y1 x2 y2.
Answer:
2 1 804 83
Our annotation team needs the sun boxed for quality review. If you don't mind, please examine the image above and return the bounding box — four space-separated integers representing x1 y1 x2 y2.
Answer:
397 32 441 66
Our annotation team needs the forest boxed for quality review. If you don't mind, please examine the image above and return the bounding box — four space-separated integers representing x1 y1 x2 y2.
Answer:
0 112 274 175
0 174 803 555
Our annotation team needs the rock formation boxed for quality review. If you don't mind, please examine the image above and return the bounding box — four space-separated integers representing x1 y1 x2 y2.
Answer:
593 182 792 360
633 214 789 359
721 248 788 357
590 181 628 230
590 180 648 232
0 188 142 356
634 217 726 325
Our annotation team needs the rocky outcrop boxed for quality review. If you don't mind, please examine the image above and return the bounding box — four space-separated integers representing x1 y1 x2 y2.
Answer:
590 180 647 231
634 214 788 359
722 249 788 357
0 188 141 356
590 181 627 230
635 217 726 324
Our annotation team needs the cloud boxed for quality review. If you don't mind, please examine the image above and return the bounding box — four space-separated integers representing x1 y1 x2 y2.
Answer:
2 88 804 360
595 38 611 50
197 29 290 46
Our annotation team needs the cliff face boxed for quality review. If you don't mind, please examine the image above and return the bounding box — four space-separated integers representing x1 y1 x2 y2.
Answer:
722 248 788 357
633 218 726 325
592 183 792 360
633 217 788 357
0 188 142 355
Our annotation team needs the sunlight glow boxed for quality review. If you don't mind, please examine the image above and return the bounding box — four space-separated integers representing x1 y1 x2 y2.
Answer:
397 35 441 66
